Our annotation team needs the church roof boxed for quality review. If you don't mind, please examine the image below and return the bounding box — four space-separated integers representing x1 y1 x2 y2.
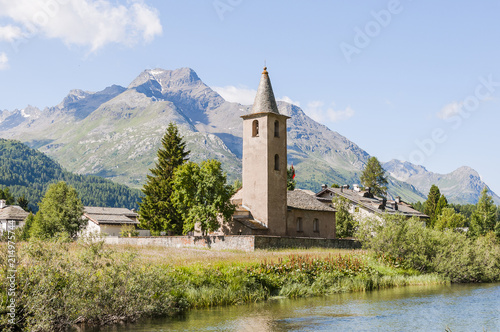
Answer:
287 189 336 212
250 67 280 114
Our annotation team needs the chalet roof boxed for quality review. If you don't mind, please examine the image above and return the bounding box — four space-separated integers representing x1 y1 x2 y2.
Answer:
0 205 29 221
316 188 428 219
287 189 336 212
83 206 139 225
250 67 280 115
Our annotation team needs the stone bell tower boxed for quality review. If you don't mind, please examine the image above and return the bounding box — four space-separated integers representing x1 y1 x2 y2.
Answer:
241 67 290 235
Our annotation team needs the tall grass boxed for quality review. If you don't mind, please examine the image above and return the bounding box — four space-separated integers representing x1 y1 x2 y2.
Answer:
0 236 447 332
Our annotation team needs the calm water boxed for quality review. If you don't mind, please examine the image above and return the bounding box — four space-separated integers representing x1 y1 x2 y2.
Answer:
85 283 500 332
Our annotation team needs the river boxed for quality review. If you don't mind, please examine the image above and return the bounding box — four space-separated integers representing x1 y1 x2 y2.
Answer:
85 283 500 331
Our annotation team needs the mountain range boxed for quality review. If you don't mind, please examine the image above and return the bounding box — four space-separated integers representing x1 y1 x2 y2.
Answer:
1 67 498 204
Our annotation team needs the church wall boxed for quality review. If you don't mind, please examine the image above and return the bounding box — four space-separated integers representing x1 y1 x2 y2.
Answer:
286 209 336 239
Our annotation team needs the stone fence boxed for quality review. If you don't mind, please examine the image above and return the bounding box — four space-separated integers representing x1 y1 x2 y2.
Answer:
104 235 361 252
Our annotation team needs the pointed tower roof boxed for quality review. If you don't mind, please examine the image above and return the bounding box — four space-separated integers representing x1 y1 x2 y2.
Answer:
251 67 280 114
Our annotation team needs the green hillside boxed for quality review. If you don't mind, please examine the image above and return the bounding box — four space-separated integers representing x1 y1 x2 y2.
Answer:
0 139 142 212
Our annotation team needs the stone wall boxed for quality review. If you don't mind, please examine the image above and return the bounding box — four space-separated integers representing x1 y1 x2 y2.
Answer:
104 235 256 251
254 236 361 250
104 235 361 252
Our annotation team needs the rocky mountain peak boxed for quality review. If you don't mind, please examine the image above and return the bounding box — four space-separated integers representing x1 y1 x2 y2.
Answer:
128 67 202 91
59 89 91 108
384 159 429 182
451 166 478 176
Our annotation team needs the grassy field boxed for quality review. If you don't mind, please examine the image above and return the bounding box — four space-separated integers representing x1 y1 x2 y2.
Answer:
0 239 447 331
111 244 364 266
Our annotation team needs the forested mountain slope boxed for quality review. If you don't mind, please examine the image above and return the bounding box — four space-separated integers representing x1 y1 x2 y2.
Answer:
0 139 142 212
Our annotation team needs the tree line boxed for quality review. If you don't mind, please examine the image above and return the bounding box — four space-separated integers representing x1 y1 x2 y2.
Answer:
413 184 500 238
0 138 142 212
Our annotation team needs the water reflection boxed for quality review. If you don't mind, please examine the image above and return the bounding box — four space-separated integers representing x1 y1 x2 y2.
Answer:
83 283 500 332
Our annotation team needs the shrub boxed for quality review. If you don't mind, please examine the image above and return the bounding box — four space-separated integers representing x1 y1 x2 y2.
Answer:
357 214 500 282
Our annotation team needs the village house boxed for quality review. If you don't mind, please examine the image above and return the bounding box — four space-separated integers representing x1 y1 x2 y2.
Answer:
315 184 428 222
216 67 337 238
82 206 149 237
0 199 29 233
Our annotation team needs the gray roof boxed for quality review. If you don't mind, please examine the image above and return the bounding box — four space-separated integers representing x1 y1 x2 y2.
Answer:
236 219 269 230
316 188 428 219
287 190 336 212
84 206 138 217
84 206 139 225
250 67 280 114
0 206 29 221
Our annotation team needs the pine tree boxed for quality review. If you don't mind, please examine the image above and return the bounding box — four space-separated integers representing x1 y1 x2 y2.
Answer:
139 123 189 234
469 187 497 238
435 194 448 219
424 185 441 227
360 157 388 197
17 195 30 212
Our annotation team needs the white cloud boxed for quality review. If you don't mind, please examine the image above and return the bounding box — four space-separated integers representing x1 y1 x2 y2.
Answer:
0 25 23 42
0 52 8 70
277 96 300 107
437 101 463 120
304 101 355 123
212 85 257 105
0 0 162 52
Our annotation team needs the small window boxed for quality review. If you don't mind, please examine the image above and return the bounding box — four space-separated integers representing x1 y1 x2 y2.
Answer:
313 219 319 232
296 217 303 232
252 120 259 137
274 120 280 137
274 154 280 171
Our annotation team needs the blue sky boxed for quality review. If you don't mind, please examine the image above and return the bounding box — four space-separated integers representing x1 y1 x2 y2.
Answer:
1 0 500 193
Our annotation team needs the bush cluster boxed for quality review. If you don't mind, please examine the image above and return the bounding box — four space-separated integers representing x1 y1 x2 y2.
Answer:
357 215 500 283
0 236 187 331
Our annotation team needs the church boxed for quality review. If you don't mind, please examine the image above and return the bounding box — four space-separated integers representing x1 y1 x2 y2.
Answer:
219 67 337 239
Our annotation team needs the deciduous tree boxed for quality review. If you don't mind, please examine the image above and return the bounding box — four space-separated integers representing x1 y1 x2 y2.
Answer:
332 195 356 238
434 207 466 231
30 181 84 239
172 160 235 235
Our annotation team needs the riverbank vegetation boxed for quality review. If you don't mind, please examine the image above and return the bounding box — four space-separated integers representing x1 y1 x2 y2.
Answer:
356 214 500 283
0 236 445 331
